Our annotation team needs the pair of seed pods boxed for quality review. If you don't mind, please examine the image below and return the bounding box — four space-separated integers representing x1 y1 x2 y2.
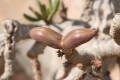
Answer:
30 27 96 49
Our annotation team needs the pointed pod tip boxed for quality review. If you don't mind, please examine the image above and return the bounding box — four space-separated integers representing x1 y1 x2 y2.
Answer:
62 28 96 49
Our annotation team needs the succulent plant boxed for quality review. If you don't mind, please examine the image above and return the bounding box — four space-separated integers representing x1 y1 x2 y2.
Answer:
30 27 96 49
24 0 60 24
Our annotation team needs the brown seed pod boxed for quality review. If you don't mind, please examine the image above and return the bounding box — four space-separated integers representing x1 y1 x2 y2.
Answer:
61 28 96 49
30 27 62 49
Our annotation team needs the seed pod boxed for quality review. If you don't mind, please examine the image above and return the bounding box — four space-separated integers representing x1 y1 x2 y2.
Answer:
30 27 62 49
61 28 96 49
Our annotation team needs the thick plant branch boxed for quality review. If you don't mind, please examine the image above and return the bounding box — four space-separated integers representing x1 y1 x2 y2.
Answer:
76 38 120 60
0 19 18 80
27 42 46 58
62 13 120 79
0 19 45 80
27 42 46 80
62 43 103 79
62 38 119 79
110 13 120 45
0 33 5 56
0 19 47 80
63 64 84 80
30 57 42 80
68 12 120 59
0 19 44 57
62 15 120 78
0 20 41 49
15 24 40 42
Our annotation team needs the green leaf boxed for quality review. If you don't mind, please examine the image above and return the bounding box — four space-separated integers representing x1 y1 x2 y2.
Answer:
23 14 41 22
51 0 59 14
29 6 43 19
41 4 48 17
48 0 52 10
36 0 46 16
47 13 53 22
47 0 60 21
46 8 50 16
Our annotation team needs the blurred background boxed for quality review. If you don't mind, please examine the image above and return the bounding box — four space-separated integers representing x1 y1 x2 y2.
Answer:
0 0 120 80
0 0 81 28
